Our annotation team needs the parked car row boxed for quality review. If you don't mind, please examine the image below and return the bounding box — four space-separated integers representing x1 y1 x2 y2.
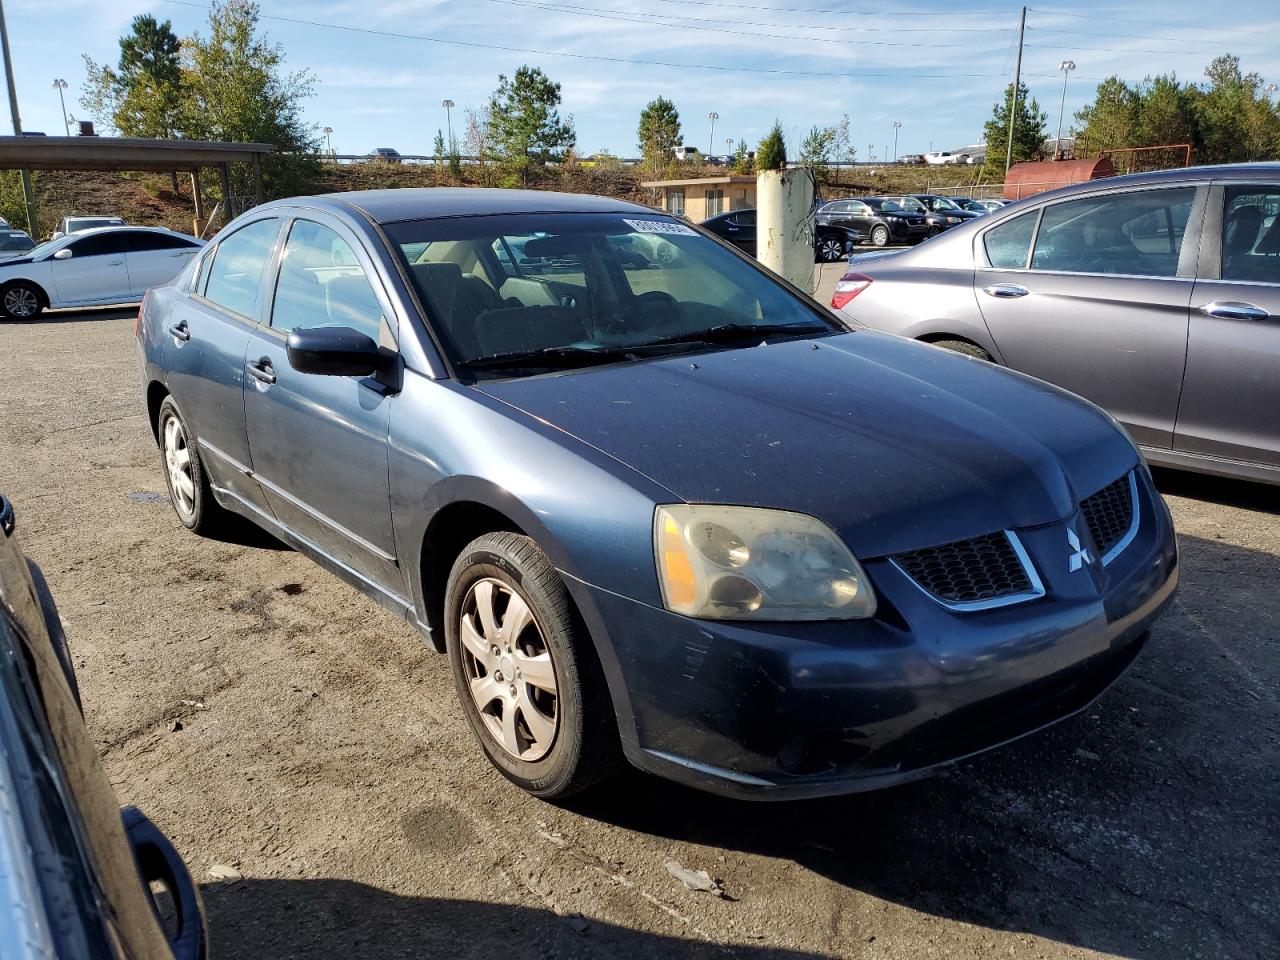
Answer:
134 186 1177 809
833 163 1280 485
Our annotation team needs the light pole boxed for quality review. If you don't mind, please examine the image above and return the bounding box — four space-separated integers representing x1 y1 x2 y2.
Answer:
51 78 68 135
441 99 455 153
1267 83 1278 102
322 126 333 155
891 121 902 162
706 112 719 156
868 143 875 162
1055 59 1076 159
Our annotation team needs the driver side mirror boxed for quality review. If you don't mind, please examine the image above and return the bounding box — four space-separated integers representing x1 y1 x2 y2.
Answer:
286 326 384 378
52 248 73 260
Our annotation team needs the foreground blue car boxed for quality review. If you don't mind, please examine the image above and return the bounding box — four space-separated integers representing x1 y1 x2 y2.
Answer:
137 189 1178 800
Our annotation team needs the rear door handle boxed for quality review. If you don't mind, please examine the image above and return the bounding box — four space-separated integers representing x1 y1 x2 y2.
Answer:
1198 300 1270 321
246 358 276 385
167 320 190 342
981 283 1030 299
107 259 124 266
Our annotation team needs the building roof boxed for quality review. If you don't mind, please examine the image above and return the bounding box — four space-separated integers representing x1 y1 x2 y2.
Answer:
639 175 758 188
314 188 653 224
0 136 274 172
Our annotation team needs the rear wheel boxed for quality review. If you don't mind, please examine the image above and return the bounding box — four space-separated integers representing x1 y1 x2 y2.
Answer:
870 225 890 247
818 236 845 262
157 397 230 535
932 339 993 362
445 532 620 799
1 281 44 319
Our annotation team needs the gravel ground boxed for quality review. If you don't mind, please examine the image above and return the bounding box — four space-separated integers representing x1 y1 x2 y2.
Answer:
1 308 1276 960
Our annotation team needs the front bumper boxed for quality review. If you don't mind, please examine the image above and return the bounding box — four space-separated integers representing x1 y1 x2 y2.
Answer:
569 470 1178 800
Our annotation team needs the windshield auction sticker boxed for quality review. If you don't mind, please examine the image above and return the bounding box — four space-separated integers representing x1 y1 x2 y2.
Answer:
623 219 698 236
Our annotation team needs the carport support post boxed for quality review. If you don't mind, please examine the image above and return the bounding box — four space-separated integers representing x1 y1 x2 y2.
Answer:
0 0 38 236
190 169 204 237
756 168 816 294
252 152 264 206
218 163 232 226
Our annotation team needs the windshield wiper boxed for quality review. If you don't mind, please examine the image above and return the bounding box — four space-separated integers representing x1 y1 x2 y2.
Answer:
630 322 833 351
457 344 636 371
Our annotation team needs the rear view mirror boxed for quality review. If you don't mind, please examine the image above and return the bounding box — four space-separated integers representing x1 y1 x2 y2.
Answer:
52 248 73 260
286 326 382 377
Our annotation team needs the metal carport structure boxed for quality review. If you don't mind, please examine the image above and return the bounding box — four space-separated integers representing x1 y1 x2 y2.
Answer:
0 136 275 237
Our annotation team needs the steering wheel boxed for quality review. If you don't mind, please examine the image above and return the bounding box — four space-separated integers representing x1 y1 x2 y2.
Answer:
607 290 680 335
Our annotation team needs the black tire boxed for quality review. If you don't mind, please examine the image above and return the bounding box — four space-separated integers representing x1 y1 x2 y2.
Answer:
0 281 44 320
817 236 845 262
870 225 890 247
156 396 229 535
932 339 994 362
445 532 620 799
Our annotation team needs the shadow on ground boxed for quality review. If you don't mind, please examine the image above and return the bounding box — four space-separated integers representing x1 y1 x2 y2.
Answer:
1152 466 1280 515
8 306 139 325
564 528 1279 960
202 879 828 960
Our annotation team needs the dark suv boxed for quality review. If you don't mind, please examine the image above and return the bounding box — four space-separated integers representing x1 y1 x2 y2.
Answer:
700 208 862 262
816 197 932 247
0 494 208 959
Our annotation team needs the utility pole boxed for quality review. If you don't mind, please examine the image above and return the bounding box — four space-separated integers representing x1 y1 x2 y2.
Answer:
891 121 902 162
707 112 719 156
1005 5 1026 176
0 0 37 236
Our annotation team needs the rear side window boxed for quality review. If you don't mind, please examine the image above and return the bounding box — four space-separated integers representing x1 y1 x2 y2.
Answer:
203 218 280 318
1030 187 1196 278
983 211 1037 269
68 233 130 257
129 232 200 252
1221 186 1280 284
271 219 383 341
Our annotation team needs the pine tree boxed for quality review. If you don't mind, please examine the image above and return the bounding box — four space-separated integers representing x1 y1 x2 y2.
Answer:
755 121 787 172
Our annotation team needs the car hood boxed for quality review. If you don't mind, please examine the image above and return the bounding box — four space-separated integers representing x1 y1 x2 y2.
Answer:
0 254 34 265
476 332 1138 558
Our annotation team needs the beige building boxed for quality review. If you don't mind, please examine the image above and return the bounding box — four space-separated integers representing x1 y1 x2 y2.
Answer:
640 175 757 222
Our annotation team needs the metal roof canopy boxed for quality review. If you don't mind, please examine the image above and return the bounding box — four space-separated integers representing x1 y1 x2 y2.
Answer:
0 135 274 173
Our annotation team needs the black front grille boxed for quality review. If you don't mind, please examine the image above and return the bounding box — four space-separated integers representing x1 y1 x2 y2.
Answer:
893 531 1033 606
1080 473 1135 560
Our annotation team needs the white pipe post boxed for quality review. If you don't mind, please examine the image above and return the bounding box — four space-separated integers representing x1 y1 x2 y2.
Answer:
757 168 815 293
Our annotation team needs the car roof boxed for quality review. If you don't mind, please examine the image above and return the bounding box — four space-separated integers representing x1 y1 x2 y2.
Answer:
271 188 659 225
69 225 189 238
1007 161 1280 205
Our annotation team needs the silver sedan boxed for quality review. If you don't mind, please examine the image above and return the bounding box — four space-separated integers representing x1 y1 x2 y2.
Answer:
831 163 1280 486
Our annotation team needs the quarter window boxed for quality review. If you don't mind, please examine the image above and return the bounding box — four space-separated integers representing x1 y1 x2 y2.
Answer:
271 219 383 341
983 211 1038 269
1029 187 1196 278
202 218 280 319
1221 186 1280 284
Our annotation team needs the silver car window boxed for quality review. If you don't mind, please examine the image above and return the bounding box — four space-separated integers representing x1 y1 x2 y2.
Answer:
983 211 1038 269
1221 186 1280 284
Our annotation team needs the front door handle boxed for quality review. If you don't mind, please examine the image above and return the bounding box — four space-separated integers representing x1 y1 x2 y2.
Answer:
107 260 124 266
982 283 1030 299
1198 300 1270 321
167 320 190 342
246 357 276 385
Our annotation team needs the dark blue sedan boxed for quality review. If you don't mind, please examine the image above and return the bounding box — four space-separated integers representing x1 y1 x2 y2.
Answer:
137 189 1178 800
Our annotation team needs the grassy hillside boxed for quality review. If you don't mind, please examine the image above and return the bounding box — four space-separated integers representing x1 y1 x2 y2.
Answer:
0 161 995 239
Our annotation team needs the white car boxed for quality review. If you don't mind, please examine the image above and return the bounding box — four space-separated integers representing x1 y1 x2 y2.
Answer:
0 227 205 320
51 215 126 240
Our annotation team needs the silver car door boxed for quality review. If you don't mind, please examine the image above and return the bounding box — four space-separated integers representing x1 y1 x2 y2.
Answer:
974 184 1203 449
49 232 133 304
1176 182 1280 467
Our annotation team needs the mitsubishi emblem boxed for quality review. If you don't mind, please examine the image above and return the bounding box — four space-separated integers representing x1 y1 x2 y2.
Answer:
1067 527 1093 572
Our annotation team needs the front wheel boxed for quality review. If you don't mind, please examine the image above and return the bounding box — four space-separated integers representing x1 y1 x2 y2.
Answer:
1 281 43 319
817 236 845 262
870 225 890 247
445 532 620 799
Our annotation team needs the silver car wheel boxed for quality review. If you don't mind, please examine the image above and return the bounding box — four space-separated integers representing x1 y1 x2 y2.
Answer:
459 577 559 762
819 238 843 262
4 286 38 317
162 414 196 518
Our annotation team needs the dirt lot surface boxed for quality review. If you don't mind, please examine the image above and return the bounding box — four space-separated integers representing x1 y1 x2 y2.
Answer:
2 309 1276 960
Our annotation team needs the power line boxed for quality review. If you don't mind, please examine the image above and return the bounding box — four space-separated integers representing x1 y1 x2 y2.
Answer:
1030 25 1274 52
1025 40 1270 57
646 0 1009 18
484 0 995 48
1027 7 1264 40
160 0 1011 80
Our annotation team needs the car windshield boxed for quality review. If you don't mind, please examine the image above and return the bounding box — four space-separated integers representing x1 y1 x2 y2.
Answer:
387 212 839 377
926 197 961 211
69 218 122 230
0 232 33 253
26 237 68 259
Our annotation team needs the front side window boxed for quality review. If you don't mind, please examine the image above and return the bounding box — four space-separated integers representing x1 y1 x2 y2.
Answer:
983 211 1038 269
388 213 839 378
202 218 280 318
1221 186 1280 284
271 219 383 341
1030 187 1196 278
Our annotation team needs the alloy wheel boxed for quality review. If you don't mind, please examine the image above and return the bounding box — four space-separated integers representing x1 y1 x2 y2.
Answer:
459 577 559 761
3 287 38 317
820 238 843 261
163 415 196 518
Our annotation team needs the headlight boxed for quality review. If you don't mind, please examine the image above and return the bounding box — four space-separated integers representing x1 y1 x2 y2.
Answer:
946 216 962 224
654 505 877 621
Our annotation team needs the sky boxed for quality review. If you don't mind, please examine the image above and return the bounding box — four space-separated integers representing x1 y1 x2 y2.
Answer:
4 0 1280 161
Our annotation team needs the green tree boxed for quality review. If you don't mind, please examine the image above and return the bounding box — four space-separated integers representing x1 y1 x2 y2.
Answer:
179 1 319 198
1194 54 1278 163
1074 76 1141 153
755 121 787 172
981 82 1048 177
433 129 446 166
1134 74 1198 150
798 124 836 182
486 65 576 185
80 15 184 138
637 96 681 175
732 138 750 174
